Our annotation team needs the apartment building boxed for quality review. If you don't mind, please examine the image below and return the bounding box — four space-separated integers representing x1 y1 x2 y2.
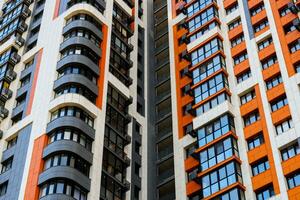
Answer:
0 0 299 200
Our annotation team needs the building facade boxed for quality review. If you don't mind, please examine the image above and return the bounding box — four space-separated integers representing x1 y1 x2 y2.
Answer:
0 0 299 200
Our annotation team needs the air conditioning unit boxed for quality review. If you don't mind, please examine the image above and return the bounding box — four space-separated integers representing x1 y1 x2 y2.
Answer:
185 103 196 116
181 50 191 61
182 67 192 78
15 35 25 47
180 34 190 44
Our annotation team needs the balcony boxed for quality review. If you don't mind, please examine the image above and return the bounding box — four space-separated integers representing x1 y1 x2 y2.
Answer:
0 106 9 119
0 88 12 102
17 20 28 33
8 52 21 65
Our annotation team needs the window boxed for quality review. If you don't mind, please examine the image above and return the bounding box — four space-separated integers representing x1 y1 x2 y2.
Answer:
199 137 239 171
247 133 264 150
253 19 269 33
55 85 96 103
202 162 242 197
192 55 226 85
295 63 300 73
1 157 13 174
237 70 251 83
281 142 300 161
289 40 300 53
188 7 219 32
270 96 288 112
233 52 248 65
186 0 215 17
266 75 282 90
287 172 300 189
0 182 7 197
231 34 244 47
197 114 235 147
101 174 123 200
102 149 126 182
283 22 296 34
49 128 92 151
251 158 270 176
276 118 293 135
194 73 228 103
196 93 230 116
64 28 101 46
107 85 129 113
40 180 87 199
7 136 17 149
228 18 241 30
240 90 256 105
104 125 126 157
226 3 238 15
50 107 94 127
279 6 291 17
261 54 277 70
257 37 273 50
211 188 245 200
44 153 90 176
250 3 265 16
189 21 219 42
61 46 99 64
191 38 223 66
244 112 260 126
256 186 275 200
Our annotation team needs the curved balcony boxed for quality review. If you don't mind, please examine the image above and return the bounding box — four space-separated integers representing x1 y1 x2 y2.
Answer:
38 166 91 191
43 140 93 164
53 74 98 96
60 37 102 57
63 19 103 39
46 116 95 139
57 54 100 76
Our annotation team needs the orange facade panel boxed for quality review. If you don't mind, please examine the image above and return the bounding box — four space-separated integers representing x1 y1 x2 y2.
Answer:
266 83 285 102
258 44 276 61
288 187 300 200
248 0 263 9
262 63 280 81
251 10 267 26
24 135 48 200
276 0 291 9
282 154 300 176
254 26 269 38
247 144 268 164
240 98 258 117
185 157 199 172
286 30 300 45
228 25 243 40
234 60 250 76
291 51 300 65
251 169 273 191
186 181 201 197
244 120 263 139
231 42 246 58
223 0 237 9
280 12 297 27
271 105 291 125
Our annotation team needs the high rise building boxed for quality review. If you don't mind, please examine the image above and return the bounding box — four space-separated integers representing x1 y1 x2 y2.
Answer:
0 0 299 200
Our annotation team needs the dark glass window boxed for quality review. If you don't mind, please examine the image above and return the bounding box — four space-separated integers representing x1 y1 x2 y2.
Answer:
197 114 235 147
281 142 300 161
251 158 270 176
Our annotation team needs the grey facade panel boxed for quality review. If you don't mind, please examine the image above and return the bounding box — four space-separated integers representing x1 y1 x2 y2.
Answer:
57 55 100 75
46 116 95 140
16 83 30 99
53 74 98 96
11 102 25 119
38 166 91 191
1 146 16 162
20 64 33 79
242 0 255 39
43 140 93 164
0 124 32 200
60 37 102 57
63 20 103 39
